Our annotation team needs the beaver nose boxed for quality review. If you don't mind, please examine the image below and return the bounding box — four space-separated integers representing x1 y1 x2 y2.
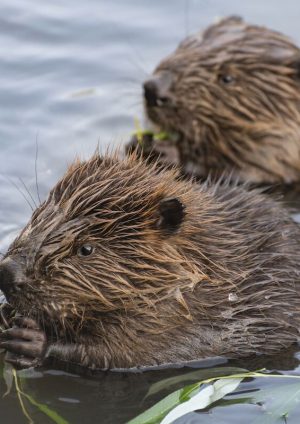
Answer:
143 72 173 108
0 257 25 298
143 80 160 107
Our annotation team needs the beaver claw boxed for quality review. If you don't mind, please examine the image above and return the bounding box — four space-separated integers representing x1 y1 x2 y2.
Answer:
0 317 47 369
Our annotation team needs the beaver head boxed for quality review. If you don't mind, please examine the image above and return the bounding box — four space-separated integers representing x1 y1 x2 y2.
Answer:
144 16 300 184
0 152 300 369
0 154 191 335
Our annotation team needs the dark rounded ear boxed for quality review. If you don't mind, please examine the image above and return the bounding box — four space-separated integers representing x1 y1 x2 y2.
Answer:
157 198 185 234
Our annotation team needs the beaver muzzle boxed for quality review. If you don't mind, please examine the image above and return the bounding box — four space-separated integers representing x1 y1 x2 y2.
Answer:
0 256 25 301
143 71 173 108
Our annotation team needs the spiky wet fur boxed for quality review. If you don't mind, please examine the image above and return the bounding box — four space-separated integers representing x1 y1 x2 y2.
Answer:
4 152 300 369
146 16 300 184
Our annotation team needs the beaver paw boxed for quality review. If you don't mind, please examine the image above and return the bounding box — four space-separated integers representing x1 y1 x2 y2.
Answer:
0 317 47 369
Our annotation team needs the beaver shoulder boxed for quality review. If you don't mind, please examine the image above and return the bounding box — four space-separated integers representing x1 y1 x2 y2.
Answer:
0 153 300 370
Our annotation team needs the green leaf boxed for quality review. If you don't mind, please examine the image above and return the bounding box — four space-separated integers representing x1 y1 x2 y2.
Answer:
155 132 170 141
179 382 202 402
129 371 300 424
161 377 243 424
131 116 171 146
3 362 13 396
145 366 247 398
127 383 201 424
20 391 69 424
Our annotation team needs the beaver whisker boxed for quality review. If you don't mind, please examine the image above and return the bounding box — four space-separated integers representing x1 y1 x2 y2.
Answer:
126 51 150 79
17 177 38 209
3 175 34 212
34 134 42 205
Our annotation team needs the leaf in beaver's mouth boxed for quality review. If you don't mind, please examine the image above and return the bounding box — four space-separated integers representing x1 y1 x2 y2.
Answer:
133 116 175 146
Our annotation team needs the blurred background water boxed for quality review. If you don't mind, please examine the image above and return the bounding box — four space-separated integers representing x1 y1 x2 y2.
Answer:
1 0 300 422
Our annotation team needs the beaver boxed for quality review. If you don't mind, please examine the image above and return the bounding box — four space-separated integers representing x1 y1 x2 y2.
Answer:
0 152 300 371
129 16 300 184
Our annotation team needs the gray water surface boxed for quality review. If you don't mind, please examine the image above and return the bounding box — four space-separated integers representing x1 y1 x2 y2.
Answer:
1 0 300 423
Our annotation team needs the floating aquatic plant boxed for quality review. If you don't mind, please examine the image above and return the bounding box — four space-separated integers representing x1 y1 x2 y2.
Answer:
128 368 300 424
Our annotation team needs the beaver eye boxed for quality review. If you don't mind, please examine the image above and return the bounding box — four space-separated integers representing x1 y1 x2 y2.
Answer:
77 244 94 257
219 74 235 84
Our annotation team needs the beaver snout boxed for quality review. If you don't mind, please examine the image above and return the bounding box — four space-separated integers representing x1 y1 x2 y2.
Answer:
143 71 173 108
0 257 25 299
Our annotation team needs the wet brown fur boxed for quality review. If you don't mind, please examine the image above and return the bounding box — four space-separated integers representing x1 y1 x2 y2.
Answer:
145 16 300 184
3 152 300 369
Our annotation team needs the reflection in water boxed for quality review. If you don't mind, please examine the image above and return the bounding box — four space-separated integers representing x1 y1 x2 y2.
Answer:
1 0 300 422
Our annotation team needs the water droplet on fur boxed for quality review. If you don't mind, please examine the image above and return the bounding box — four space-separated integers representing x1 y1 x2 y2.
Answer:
0 293 7 304
228 292 238 302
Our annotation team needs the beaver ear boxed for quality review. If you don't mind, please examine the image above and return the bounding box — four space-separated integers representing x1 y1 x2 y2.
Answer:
157 198 185 234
